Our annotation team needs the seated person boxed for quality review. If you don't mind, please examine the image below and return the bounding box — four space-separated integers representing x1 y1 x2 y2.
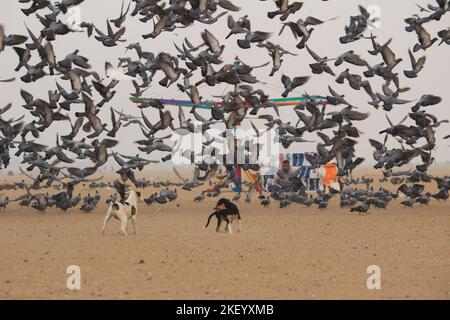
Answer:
275 160 293 185
275 160 305 192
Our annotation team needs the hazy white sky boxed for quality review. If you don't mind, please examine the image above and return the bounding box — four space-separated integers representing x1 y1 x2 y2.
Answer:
0 0 449 170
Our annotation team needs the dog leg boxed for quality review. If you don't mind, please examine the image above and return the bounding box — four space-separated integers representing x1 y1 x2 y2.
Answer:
119 214 128 236
237 219 241 232
227 221 233 234
131 215 138 235
102 212 113 235
216 218 222 233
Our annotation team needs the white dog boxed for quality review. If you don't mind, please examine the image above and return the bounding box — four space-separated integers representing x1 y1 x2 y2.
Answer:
102 190 142 236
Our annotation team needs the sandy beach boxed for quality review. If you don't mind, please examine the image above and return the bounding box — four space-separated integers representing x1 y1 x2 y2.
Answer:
0 168 449 300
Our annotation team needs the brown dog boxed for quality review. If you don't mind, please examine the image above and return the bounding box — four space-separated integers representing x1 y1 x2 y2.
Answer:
203 198 241 233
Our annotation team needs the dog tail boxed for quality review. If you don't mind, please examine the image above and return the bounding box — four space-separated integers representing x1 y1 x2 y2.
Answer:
203 212 216 229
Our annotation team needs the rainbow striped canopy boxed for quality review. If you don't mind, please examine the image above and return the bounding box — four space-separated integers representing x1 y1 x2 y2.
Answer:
130 95 328 110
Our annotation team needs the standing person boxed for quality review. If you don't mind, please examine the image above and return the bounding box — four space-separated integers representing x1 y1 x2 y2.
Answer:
322 163 338 192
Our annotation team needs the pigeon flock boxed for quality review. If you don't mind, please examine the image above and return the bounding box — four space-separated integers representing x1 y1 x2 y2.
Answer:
0 0 449 215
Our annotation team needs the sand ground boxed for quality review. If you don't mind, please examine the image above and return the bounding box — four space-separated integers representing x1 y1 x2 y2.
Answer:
0 168 449 300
